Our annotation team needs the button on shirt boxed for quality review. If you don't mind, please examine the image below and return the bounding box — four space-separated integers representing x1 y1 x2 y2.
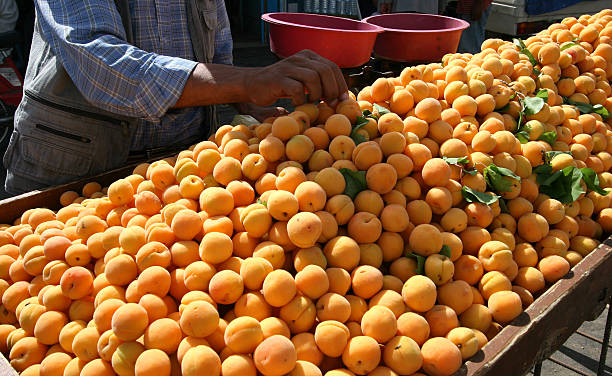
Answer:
34 0 233 152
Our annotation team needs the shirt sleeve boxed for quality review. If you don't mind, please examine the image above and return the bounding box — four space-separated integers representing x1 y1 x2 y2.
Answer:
35 0 198 120
212 0 233 65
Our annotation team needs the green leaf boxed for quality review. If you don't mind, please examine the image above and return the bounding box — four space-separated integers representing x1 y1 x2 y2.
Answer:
256 198 267 207
538 131 557 145
513 38 541 75
373 103 390 117
350 117 370 145
536 89 549 100
499 198 509 214
354 116 369 128
491 165 520 180
580 167 609 196
539 166 584 204
567 166 586 203
515 130 530 144
498 102 511 113
442 156 470 165
362 109 373 117
523 96 546 115
533 164 553 175
351 133 367 145
539 170 562 186
560 42 580 50
514 38 537 66
339 168 367 200
593 104 611 120
406 253 426 275
439 245 452 258
484 165 520 193
564 98 610 119
461 186 499 205
463 168 478 176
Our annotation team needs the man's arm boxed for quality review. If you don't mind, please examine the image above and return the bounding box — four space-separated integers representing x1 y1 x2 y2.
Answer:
175 50 349 109
36 0 198 120
37 0 347 121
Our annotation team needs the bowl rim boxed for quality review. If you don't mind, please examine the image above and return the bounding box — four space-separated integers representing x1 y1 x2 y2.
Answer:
262 12 385 33
362 13 470 33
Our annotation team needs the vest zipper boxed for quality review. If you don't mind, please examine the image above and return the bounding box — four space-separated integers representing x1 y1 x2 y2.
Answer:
35 123 91 143
24 89 124 125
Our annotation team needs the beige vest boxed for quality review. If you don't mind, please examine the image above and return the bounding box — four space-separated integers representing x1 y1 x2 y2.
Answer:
3 0 216 192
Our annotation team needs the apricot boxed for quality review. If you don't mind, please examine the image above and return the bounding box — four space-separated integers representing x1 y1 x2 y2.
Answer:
111 303 149 341
409 224 443 257
296 265 330 300
395 312 430 347
421 337 462 376
316 293 351 323
517 213 549 242
199 232 232 264
487 290 523 324
323 236 360 271
222 354 258 376
312 321 349 359
112 341 145 376
361 305 397 343
402 275 437 312
289 360 322 376
347 266 382 300
292 332 323 366
287 212 323 248
342 336 381 375
438 280 473 315
383 336 423 375
142 318 181 354
179 300 219 338
224 316 264 354
135 349 171 376
315 168 346 197
425 254 455 286
538 255 571 283
415 98 442 123
364 163 397 195
209 270 244 305
254 335 297 376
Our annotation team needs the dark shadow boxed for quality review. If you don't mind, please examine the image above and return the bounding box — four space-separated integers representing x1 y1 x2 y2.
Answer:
452 364 469 376
509 312 531 327
556 344 612 374
469 349 485 363
562 270 575 280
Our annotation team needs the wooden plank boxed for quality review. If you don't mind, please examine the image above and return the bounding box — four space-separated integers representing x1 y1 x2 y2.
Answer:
455 238 612 376
0 163 142 225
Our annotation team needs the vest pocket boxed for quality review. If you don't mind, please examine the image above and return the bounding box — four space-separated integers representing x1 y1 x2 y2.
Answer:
5 92 132 189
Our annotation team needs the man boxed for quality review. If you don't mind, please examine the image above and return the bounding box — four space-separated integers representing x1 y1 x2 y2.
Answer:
0 0 18 34
455 0 493 54
3 0 348 194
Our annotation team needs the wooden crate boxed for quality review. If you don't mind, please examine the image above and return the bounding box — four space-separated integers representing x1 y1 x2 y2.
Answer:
0 170 610 376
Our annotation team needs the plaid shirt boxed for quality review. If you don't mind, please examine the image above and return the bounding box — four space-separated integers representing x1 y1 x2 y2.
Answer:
35 0 233 151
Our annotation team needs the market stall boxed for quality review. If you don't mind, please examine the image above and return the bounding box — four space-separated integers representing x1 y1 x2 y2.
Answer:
0 8 611 376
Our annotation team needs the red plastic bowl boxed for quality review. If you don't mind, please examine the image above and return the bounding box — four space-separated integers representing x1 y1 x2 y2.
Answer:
362 13 470 63
262 13 384 68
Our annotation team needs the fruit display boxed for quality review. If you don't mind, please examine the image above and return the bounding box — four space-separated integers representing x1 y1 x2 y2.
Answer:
1 8 612 376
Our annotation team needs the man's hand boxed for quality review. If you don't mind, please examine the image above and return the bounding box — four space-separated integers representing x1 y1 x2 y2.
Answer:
233 103 288 122
174 50 348 109
243 50 349 107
